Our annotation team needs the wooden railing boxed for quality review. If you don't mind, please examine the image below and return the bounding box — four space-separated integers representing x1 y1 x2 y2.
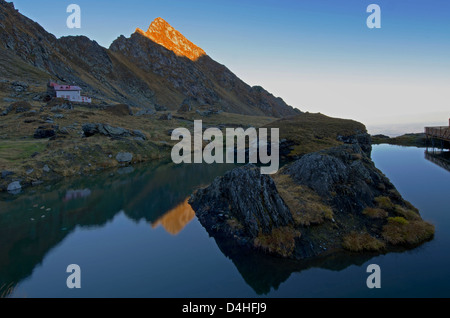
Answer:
425 126 450 142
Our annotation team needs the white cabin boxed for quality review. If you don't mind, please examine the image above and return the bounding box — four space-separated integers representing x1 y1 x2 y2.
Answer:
47 82 91 103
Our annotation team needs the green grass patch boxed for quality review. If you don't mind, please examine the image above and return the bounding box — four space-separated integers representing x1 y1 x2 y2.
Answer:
0 140 47 162
265 113 367 156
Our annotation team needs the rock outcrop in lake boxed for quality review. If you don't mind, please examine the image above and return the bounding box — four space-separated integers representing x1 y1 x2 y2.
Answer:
189 143 435 260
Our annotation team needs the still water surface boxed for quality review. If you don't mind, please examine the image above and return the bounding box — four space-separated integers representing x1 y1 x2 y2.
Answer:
1 145 449 297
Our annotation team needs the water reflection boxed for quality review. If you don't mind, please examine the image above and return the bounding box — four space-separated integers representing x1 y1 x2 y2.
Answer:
0 161 235 297
201 220 384 295
0 155 420 297
152 198 195 235
425 149 450 173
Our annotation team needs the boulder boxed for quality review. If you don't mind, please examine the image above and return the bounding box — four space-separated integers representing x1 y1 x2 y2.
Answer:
134 108 155 116
195 109 221 117
47 98 73 111
7 181 21 193
159 113 172 120
82 123 134 139
1 101 32 116
1 170 14 179
97 124 130 138
132 130 147 140
178 98 192 112
190 164 293 239
34 127 56 139
103 104 133 116
82 123 98 137
11 81 28 92
154 104 168 112
116 152 133 163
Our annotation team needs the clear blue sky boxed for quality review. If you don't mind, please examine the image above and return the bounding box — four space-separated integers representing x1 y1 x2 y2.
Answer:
10 0 450 134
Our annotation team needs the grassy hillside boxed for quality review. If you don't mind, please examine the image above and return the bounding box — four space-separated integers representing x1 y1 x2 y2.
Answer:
266 112 367 156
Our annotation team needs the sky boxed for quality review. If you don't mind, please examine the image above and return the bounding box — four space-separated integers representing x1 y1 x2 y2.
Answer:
10 0 450 135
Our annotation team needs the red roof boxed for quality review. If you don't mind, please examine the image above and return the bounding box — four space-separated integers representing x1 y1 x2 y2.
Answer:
49 82 81 91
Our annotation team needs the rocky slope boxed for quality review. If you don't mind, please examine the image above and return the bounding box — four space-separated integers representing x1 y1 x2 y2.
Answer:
189 140 435 260
0 0 299 116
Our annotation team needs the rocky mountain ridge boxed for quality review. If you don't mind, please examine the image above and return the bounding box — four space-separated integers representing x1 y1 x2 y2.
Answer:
0 1 299 117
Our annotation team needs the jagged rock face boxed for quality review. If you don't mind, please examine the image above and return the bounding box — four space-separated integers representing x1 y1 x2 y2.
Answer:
189 164 294 239
338 133 372 156
58 36 113 73
0 0 57 70
136 17 206 61
285 144 390 213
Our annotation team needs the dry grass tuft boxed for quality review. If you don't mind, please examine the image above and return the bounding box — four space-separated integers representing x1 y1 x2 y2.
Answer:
382 217 434 245
227 218 244 231
394 205 421 221
273 174 333 226
342 232 386 252
362 207 388 219
253 226 301 258
374 196 395 210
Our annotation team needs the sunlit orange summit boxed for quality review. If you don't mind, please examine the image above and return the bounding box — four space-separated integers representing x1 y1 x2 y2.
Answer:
136 17 206 61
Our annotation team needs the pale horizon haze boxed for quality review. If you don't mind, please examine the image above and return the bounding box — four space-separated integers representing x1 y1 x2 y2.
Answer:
10 0 450 136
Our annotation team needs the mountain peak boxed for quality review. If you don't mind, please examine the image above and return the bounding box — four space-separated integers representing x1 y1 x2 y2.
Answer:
136 17 206 61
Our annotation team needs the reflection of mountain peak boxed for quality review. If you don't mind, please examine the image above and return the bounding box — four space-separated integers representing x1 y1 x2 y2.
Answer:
136 17 206 61
152 198 195 235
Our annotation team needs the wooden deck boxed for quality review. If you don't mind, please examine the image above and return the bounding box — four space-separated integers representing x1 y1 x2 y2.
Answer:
425 126 450 142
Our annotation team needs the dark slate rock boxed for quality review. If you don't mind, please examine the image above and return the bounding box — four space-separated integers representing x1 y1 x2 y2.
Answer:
34 127 56 139
1 170 14 179
190 164 293 239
